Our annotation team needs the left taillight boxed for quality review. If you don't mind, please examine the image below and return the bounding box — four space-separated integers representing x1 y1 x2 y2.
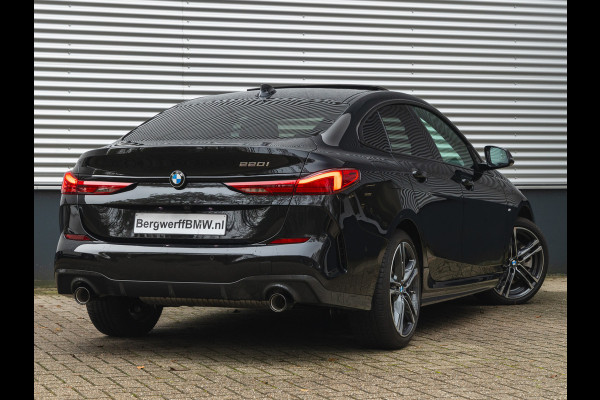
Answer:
225 168 360 195
61 171 134 195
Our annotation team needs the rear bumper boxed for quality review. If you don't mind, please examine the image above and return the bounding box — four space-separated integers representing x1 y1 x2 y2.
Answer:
54 237 372 310
55 269 370 309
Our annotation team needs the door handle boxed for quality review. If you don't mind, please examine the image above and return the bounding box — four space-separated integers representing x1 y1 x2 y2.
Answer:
411 169 427 182
461 178 474 190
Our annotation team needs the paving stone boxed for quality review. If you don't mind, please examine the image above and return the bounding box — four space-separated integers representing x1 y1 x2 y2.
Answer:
34 276 567 399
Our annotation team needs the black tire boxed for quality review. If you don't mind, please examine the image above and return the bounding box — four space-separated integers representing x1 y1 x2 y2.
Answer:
352 230 422 349
86 296 163 337
477 217 548 305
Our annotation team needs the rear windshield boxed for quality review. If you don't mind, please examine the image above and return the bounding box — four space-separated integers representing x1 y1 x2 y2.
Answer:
122 98 348 142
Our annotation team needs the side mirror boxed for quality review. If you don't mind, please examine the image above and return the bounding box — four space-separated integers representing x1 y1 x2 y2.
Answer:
482 146 514 170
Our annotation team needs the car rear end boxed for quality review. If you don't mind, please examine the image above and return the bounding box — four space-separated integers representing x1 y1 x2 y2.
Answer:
55 91 372 312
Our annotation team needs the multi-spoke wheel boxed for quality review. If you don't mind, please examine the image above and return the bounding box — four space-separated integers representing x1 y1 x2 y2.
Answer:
352 230 421 349
389 241 420 337
479 217 548 305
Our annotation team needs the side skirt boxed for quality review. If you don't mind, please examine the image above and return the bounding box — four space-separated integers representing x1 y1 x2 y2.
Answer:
421 273 502 307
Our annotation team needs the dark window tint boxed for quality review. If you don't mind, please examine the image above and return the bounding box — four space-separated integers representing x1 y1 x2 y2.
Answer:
123 98 348 142
378 104 436 158
411 106 474 168
360 111 390 152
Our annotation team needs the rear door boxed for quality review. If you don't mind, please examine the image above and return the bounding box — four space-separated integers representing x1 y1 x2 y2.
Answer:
375 104 465 281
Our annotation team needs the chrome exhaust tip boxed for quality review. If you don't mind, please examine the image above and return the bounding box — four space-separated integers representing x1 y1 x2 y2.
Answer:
73 286 91 305
269 292 292 312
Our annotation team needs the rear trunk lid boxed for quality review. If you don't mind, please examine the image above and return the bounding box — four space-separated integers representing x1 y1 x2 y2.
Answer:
75 140 315 244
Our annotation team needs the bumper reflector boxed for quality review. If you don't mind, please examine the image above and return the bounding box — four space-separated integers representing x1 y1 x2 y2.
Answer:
268 238 310 245
64 234 92 241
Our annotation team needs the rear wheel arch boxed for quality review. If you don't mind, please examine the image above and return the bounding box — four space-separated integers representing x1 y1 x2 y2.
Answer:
353 227 423 348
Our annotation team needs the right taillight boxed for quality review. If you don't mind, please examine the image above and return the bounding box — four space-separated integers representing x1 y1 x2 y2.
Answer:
225 168 360 195
61 171 134 195
295 169 360 194
224 179 296 195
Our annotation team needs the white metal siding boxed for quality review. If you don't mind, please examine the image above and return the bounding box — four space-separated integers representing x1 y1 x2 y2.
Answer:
34 0 567 188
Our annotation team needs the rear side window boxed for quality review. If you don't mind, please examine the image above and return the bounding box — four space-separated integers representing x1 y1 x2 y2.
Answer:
360 111 391 152
378 104 437 158
410 106 474 168
359 103 437 159
122 98 348 142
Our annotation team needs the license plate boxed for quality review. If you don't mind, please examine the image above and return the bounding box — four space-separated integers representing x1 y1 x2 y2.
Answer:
133 213 227 236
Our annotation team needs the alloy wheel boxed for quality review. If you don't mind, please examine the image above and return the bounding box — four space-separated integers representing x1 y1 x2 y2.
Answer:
389 241 420 337
495 226 545 300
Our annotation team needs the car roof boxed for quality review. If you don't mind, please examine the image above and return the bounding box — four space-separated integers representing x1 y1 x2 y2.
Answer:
185 84 430 107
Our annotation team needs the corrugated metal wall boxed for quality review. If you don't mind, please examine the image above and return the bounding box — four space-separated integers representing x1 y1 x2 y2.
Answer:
34 0 567 189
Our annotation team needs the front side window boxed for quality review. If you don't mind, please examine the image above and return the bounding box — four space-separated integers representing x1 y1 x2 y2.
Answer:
410 106 474 168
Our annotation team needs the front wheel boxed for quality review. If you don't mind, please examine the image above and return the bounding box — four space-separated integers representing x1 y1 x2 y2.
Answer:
478 217 548 305
353 230 421 349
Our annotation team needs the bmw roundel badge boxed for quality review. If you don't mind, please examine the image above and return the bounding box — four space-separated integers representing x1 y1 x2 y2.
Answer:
169 170 186 189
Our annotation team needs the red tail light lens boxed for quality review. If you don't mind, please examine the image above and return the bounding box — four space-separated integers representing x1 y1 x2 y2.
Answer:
225 179 296 195
64 234 92 241
61 171 133 195
61 171 79 194
225 169 360 195
295 169 360 194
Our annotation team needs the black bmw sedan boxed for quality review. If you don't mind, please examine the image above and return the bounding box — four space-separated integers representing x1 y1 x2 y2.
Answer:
55 84 548 349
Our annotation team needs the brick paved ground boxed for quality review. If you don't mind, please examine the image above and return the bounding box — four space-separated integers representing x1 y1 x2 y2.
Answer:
34 276 567 399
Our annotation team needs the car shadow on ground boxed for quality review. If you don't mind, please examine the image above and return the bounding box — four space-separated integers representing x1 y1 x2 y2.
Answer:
81 295 495 358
